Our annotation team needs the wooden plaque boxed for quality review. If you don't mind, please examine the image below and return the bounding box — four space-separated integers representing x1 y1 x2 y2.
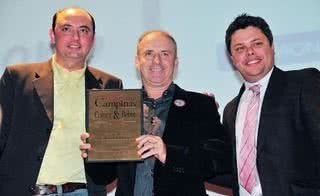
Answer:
86 89 142 162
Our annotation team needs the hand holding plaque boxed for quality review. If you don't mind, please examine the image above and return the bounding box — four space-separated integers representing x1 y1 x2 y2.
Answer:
86 89 142 162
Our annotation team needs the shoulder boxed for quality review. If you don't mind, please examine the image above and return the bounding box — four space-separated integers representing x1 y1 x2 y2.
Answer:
174 84 216 107
223 84 244 113
4 60 50 78
277 67 320 90
225 96 238 108
87 66 122 82
268 66 319 89
283 67 319 80
224 96 238 113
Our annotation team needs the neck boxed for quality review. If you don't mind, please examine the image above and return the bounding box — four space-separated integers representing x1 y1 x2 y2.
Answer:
54 56 86 71
144 83 171 99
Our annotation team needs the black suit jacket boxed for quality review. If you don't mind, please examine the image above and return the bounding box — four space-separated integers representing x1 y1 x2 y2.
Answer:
115 84 231 196
0 59 123 196
223 66 320 196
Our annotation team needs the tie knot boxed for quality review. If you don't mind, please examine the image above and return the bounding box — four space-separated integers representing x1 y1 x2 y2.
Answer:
249 84 261 94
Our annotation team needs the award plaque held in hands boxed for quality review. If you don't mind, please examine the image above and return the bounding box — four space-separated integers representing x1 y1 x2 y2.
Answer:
86 89 142 162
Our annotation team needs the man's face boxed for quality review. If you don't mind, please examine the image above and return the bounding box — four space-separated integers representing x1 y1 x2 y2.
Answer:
230 26 274 82
49 8 94 67
136 33 178 89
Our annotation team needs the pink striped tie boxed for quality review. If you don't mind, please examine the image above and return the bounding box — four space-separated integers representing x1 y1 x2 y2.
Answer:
238 84 261 193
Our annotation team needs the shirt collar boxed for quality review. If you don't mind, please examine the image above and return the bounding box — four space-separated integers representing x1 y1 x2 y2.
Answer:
143 82 175 103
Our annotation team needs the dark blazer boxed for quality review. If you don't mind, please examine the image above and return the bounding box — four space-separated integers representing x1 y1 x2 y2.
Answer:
0 59 122 196
223 66 320 196
115 84 231 196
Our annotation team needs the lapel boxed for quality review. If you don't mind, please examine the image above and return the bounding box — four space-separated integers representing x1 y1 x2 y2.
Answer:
228 85 245 176
85 67 104 90
162 84 189 143
32 60 54 122
229 85 245 138
31 62 104 123
257 67 285 152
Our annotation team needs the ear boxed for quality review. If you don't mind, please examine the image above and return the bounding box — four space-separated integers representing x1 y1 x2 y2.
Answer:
92 33 96 43
174 57 179 72
173 57 179 79
49 28 55 45
175 56 179 65
135 55 140 71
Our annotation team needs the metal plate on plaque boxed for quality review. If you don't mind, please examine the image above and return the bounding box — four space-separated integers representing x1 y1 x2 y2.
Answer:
86 89 142 162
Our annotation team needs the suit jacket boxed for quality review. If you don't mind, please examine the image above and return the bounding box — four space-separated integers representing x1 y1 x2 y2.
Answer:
115 84 231 196
0 59 122 196
223 66 320 196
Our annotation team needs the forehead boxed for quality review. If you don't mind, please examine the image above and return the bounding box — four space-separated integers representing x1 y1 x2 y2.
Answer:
56 8 92 27
231 26 267 44
139 33 175 51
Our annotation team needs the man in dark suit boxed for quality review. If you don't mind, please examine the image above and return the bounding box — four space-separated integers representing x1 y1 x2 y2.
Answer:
81 30 231 196
223 14 320 196
0 7 122 196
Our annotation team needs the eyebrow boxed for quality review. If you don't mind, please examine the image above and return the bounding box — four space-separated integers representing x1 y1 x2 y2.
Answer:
232 38 263 47
79 25 91 31
251 38 262 42
59 24 91 30
232 43 244 48
141 49 173 53
160 50 173 53
60 24 72 28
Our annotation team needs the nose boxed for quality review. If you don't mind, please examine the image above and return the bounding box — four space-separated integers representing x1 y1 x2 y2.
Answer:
72 30 80 40
153 53 161 64
247 46 254 56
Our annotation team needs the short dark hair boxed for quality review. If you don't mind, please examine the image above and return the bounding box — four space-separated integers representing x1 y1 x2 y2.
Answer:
225 13 273 54
137 30 178 58
51 7 95 34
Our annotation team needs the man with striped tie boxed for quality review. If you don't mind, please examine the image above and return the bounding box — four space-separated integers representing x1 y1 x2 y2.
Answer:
222 14 320 196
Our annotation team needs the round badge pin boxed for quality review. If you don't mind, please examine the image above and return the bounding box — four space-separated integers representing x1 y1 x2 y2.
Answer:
174 99 186 107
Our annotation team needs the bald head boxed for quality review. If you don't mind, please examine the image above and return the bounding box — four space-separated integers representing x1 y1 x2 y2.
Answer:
52 7 95 35
137 30 177 58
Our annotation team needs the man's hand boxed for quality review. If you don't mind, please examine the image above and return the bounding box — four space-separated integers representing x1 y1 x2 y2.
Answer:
80 132 92 158
136 135 167 163
203 92 219 109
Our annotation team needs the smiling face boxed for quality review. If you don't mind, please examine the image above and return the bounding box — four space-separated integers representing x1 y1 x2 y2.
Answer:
135 32 178 90
230 26 275 82
49 8 94 70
